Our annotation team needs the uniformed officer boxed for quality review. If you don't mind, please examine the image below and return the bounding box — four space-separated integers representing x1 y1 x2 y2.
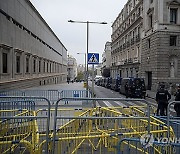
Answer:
174 85 180 117
125 81 129 98
156 84 171 116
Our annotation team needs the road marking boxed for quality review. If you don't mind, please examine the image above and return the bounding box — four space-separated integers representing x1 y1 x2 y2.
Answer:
96 101 101 107
103 101 114 107
125 101 135 106
114 101 127 107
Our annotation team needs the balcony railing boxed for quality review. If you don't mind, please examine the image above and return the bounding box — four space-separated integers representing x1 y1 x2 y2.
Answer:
127 41 130 47
131 38 135 45
136 34 140 42
123 43 126 49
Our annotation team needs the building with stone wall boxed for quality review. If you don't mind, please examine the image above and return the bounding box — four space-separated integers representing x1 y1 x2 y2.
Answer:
0 0 67 91
111 0 142 80
112 0 180 91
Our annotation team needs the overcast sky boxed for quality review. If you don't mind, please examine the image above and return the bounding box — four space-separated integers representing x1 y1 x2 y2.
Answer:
30 0 127 64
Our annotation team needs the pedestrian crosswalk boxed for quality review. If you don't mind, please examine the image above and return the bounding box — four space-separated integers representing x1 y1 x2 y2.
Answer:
96 100 176 114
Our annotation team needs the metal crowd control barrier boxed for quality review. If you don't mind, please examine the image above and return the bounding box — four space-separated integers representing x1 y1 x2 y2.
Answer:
59 90 92 107
60 90 91 98
51 97 173 154
0 90 61 104
0 96 51 154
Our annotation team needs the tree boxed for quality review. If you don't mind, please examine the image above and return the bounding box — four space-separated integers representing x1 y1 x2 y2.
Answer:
76 72 84 81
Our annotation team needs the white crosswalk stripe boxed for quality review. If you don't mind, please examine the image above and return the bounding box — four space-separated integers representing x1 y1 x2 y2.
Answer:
100 100 176 114
114 101 127 107
96 101 101 107
103 101 114 107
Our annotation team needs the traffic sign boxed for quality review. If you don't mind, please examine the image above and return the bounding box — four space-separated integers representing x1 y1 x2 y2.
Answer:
88 53 99 64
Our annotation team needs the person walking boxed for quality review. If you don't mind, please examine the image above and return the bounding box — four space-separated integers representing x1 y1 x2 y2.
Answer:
156 84 171 116
174 85 180 117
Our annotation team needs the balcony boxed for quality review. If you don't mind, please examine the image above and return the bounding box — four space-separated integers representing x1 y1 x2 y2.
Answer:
133 57 140 63
120 45 122 51
123 43 126 49
131 38 135 45
127 41 130 47
136 34 140 42
128 58 133 63
124 59 128 64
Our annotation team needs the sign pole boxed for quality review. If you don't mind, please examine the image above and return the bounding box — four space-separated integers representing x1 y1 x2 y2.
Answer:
92 64 95 107
87 52 99 107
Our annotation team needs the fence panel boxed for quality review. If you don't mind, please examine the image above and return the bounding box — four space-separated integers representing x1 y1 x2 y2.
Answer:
0 96 51 154
51 97 174 154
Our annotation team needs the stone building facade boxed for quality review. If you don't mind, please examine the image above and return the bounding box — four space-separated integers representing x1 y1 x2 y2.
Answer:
112 0 180 90
111 0 142 80
0 0 67 91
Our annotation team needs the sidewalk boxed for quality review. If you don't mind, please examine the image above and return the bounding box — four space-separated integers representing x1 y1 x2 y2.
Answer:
24 82 86 91
146 90 175 101
146 90 156 100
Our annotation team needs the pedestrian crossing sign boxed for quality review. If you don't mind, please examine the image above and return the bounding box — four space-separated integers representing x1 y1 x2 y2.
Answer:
88 53 99 64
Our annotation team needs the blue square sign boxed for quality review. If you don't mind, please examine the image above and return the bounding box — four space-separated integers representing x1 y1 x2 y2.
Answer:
88 53 99 64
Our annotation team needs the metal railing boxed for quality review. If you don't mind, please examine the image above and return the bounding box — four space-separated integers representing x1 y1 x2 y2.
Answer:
0 92 179 154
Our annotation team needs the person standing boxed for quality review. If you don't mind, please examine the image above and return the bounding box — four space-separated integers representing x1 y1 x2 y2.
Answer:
174 85 180 117
125 81 129 98
156 84 171 116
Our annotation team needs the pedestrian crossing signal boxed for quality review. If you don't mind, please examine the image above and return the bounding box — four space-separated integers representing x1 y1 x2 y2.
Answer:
88 53 99 64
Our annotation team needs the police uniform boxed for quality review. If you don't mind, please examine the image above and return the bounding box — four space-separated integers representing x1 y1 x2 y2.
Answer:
125 82 129 98
156 85 171 116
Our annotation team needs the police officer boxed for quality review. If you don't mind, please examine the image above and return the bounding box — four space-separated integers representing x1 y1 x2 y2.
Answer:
156 84 171 116
125 81 129 98
174 85 180 117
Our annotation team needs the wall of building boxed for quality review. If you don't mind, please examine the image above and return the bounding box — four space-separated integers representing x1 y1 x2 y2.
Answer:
111 0 180 91
0 0 67 91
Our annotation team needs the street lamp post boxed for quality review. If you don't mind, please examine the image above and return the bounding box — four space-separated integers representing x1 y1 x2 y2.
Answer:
77 52 86 81
68 20 107 98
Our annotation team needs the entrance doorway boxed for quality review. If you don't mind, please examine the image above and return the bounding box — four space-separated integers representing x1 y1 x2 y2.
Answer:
146 71 152 90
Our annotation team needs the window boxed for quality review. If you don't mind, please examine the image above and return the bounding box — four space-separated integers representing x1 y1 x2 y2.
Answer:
147 39 151 48
170 35 177 46
47 62 49 72
170 8 177 24
33 59 36 73
150 0 153 3
2 53 8 73
16 55 20 73
44 61 46 73
149 14 153 28
39 60 41 73
50 63 52 73
26 56 29 73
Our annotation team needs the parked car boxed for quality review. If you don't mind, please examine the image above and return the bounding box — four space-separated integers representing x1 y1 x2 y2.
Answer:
105 77 112 89
101 78 106 87
111 78 122 91
119 77 146 98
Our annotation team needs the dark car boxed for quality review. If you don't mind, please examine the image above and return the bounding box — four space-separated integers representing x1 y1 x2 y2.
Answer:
120 77 146 98
105 77 112 89
111 78 122 91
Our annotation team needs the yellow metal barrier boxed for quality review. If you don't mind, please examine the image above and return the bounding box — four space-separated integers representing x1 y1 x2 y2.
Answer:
52 106 175 154
0 105 176 154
